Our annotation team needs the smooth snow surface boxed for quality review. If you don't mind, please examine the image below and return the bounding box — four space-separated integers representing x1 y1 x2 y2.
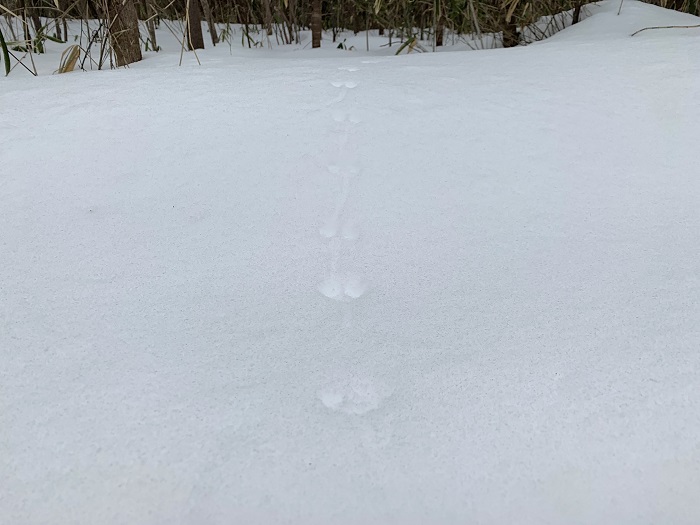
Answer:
2 2 700 524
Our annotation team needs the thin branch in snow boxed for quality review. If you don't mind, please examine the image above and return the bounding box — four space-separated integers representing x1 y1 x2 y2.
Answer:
631 24 700 36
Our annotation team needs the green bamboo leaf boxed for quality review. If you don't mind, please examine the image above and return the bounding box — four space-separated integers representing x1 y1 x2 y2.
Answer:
395 35 415 55
44 34 66 44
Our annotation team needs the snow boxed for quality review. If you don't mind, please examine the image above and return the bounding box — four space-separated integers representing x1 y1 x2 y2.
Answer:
2 1 700 523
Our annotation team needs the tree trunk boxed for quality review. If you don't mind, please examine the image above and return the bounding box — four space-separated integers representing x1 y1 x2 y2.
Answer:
138 0 159 50
276 0 293 44
31 15 42 37
262 0 273 36
352 3 361 34
435 0 444 47
186 0 205 50
200 0 219 45
572 1 583 24
106 0 142 66
311 0 321 48
286 0 295 43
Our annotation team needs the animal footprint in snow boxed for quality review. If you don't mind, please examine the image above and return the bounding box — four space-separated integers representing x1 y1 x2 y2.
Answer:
318 390 344 410
343 275 367 298
318 378 391 415
330 81 358 89
318 274 367 301
318 276 344 300
327 81 358 104
327 164 361 177
331 110 361 124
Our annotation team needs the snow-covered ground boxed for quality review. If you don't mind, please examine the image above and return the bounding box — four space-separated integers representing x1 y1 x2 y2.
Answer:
2 1 700 523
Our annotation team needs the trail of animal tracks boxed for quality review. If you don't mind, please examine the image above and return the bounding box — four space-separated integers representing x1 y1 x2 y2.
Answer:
2 2 700 523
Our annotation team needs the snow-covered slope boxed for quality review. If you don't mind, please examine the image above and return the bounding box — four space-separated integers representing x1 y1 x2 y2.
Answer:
548 0 700 42
2 2 700 524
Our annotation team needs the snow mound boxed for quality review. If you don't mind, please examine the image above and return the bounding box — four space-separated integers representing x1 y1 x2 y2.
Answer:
546 0 700 43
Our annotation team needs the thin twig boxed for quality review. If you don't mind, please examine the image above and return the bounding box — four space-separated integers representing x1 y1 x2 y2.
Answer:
7 48 37 75
631 24 700 36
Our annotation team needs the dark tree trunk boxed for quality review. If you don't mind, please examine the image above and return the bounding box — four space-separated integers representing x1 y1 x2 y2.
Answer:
54 0 71 42
200 0 219 44
106 0 143 66
435 0 444 47
31 14 42 36
186 0 205 50
311 0 321 48
572 2 583 24
262 0 273 36
138 0 159 50
275 0 293 44
288 0 297 43
352 3 361 35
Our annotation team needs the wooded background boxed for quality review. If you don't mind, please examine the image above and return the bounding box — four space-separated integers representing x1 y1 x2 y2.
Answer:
0 0 697 72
